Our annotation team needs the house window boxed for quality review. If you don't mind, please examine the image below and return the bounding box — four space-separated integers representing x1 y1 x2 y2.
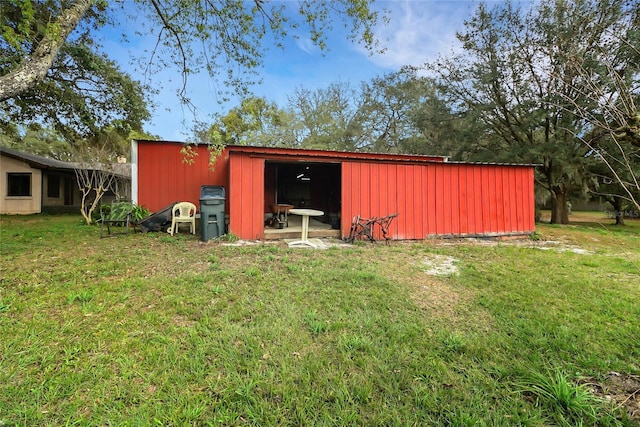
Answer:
7 173 32 196
48 174 60 198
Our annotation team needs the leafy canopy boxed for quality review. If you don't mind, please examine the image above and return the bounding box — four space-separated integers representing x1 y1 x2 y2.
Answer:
1 0 150 143
1 0 383 105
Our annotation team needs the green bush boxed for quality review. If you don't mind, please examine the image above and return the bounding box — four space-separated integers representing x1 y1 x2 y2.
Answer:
130 204 151 222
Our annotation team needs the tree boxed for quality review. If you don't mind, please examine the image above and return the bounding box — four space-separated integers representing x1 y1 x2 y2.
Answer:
73 138 129 225
407 89 493 160
75 162 119 225
430 0 633 224
0 0 97 101
189 96 297 168
204 97 297 148
202 71 477 157
589 152 639 225
287 81 363 150
356 69 427 153
0 124 73 160
1 1 151 144
353 68 477 156
1 0 382 104
554 3 640 214
2 40 151 142
208 82 364 152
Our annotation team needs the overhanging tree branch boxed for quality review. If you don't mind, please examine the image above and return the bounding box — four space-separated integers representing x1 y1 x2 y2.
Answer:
149 0 189 99
0 0 95 102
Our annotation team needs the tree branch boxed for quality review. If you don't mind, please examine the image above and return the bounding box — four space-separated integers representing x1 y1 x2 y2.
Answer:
0 0 95 102
149 0 189 99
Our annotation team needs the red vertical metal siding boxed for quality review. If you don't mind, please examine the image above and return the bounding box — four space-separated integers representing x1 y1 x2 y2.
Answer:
342 161 535 240
416 166 427 238
228 152 265 240
458 165 470 235
404 165 416 238
394 164 407 238
342 162 402 240
410 165 421 237
428 164 438 235
442 164 452 234
491 168 501 232
522 167 535 232
502 168 512 232
514 167 524 232
450 165 460 234
358 163 371 216
370 163 380 216
137 142 534 240
480 168 492 233
434 165 444 234
137 142 229 212
471 167 483 234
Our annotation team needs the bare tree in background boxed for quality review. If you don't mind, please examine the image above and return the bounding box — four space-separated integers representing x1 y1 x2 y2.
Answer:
73 141 126 225
558 6 640 214
74 164 118 225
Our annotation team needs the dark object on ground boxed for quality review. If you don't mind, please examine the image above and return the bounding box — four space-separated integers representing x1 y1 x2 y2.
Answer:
138 202 178 233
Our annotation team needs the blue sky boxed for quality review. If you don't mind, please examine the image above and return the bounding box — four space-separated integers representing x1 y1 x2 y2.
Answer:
100 1 490 140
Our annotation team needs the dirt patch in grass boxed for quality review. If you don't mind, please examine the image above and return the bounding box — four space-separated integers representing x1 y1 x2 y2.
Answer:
421 254 459 276
581 373 640 421
372 250 477 326
435 236 595 255
407 274 460 311
402 263 496 333
409 255 465 318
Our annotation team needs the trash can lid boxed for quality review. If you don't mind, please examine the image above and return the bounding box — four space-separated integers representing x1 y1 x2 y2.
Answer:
200 185 225 199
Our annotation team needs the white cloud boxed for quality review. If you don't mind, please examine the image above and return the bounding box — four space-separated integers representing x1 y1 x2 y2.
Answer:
364 0 476 70
294 37 318 54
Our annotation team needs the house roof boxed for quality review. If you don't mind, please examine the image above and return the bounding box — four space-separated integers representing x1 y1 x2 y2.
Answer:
0 145 73 170
0 146 132 178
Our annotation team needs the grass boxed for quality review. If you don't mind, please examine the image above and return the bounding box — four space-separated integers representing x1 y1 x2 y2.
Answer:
516 368 606 426
0 212 639 426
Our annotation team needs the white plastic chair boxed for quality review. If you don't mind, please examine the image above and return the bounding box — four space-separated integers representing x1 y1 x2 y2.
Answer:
170 202 196 236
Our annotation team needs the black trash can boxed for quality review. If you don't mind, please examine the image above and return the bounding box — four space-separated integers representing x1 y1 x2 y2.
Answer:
199 186 225 241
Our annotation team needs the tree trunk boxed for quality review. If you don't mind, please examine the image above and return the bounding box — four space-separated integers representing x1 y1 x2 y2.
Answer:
0 0 94 102
550 189 569 224
610 196 626 226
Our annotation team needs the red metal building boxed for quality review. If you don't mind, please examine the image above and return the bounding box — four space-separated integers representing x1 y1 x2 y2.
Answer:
133 140 535 240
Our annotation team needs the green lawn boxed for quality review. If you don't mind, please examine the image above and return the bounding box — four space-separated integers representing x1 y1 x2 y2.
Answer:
1 213 639 426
